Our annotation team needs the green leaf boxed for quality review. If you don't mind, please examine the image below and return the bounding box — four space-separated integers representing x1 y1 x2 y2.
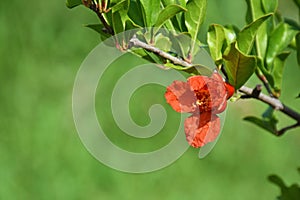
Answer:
262 0 278 13
154 4 187 30
271 52 291 93
293 0 300 8
268 175 287 189
184 0 207 58
245 0 266 22
164 63 212 76
244 115 278 134
245 0 271 58
266 23 298 67
85 24 115 46
256 57 274 87
66 0 82 8
223 42 257 89
128 0 145 27
296 33 300 67
111 0 130 13
138 0 160 26
207 24 225 65
237 13 272 54
85 24 103 34
170 32 192 60
154 33 172 52
223 25 239 45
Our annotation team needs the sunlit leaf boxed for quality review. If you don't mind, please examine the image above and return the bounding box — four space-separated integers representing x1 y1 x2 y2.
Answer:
154 4 186 31
266 23 298 67
207 24 225 65
66 0 82 8
138 0 160 26
245 0 271 58
185 0 207 58
164 63 212 75
237 13 272 54
223 42 256 89
262 0 278 13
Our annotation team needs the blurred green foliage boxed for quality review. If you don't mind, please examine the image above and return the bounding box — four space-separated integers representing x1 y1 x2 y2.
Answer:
0 0 299 199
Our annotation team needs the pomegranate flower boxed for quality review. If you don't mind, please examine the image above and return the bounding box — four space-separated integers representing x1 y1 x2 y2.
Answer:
165 73 234 148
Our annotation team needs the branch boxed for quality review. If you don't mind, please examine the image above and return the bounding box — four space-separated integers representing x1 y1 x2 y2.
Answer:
239 85 300 123
128 36 300 132
129 35 193 67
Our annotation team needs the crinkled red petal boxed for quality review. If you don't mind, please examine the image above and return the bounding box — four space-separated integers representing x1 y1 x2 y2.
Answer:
184 112 220 148
165 80 197 113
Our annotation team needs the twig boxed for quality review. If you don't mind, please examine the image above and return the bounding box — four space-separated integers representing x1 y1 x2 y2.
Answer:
85 0 114 35
129 35 193 67
239 86 300 123
255 69 274 97
277 122 300 136
127 36 300 132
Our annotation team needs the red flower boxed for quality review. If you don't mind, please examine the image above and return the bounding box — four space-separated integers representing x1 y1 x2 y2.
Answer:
165 73 234 148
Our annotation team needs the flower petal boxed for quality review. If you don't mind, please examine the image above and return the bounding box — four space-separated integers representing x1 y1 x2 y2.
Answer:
184 112 220 148
165 80 197 113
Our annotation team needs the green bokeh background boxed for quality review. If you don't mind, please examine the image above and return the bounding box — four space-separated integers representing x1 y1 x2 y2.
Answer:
1 0 300 199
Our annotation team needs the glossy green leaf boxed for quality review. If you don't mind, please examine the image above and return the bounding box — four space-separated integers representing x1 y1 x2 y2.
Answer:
262 0 278 13
271 52 291 92
237 13 272 54
128 0 145 26
154 4 187 30
296 33 300 67
111 0 130 13
138 0 160 26
207 24 225 65
112 11 125 34
266 23 298 66
66 0 82 8
223 25 239 46
164 63 212 76
185 0 207 57
245 0 270 58
223 43 257 89
244 115 278 134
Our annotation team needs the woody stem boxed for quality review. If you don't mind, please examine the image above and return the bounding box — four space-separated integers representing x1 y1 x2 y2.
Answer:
239 85 300 124
128 36 300 133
